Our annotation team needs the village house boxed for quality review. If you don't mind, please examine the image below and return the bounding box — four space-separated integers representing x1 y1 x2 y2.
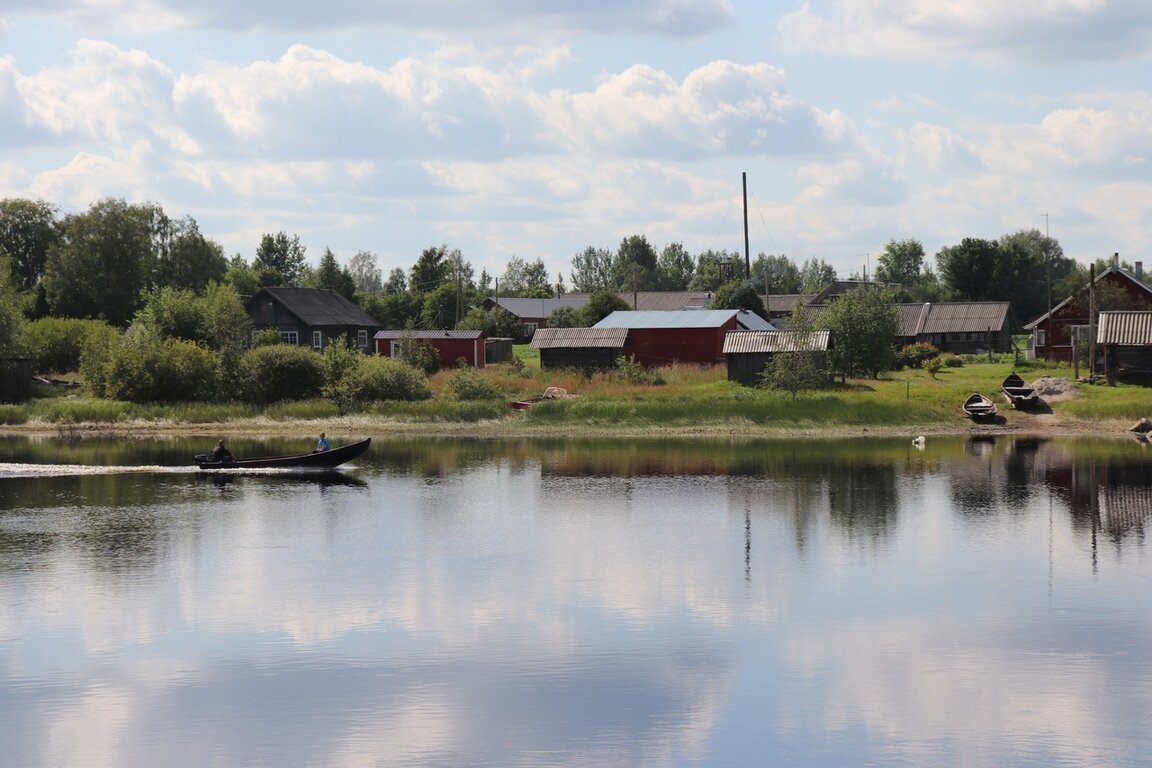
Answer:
1027 260 1152 362
897 301 1015 355
245 286 379 352
593 309 774 367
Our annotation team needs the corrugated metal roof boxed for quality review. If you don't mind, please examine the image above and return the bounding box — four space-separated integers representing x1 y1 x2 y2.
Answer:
594 309 774 330
530 327 629 349
898 302 1010 336
723 330 830 354
1097 311 1152 344
252 287 378 326
374 330 484 340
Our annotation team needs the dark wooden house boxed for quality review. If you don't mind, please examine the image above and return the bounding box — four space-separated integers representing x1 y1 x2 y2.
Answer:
481 297 589 338
246 287 379 352
1097 311 1152 383
530 327 629 371
723 330 830 385
1027 264 1152 362
593 309 774 367
897 302 1014 354
374 329 487 368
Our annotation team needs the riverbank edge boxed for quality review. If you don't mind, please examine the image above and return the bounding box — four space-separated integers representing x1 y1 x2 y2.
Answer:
0 412 1135 442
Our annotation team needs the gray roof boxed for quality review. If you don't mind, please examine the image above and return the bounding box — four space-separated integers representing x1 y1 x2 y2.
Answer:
487 297 587 319
530 327 630 349
374 330 483 340
563 291 711 310
594 309 774 331
899 302 1011 336
251 287 377 327
1097 311 1152 345
723 329 830 354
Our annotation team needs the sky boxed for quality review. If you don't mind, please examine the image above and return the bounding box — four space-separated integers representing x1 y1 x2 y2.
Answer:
1 0 1151 285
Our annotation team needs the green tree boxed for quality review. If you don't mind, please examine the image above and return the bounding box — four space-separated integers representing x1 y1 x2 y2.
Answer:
410 244 452 292
547 306 582 328
823 287 900 378
313 247 357 299
421 281 466 329
752 253 802 295
875 238 924 285
689 249 741 291
936 237 999 302
224 254 260 297
154 216 226 291
0 256 25 356
457 305 524 338
577 288 630 326
360 290 423 329
502 256 552 296
254 231 307 286
570 246 614 292
657 242 695 290
43 198 154 326
760 305 826 398
800 257 837 293
383 267 408 294
0 198 59 291
612 234 659 290
348 250 383 294
709 280 769 320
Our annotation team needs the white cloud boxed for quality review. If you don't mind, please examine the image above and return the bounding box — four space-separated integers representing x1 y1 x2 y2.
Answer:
778 0 1152 65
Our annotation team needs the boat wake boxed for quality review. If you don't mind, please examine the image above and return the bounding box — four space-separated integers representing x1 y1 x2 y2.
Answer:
0 463 178 478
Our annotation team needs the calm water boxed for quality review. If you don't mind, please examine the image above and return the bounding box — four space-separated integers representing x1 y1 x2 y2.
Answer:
1 434 1150 768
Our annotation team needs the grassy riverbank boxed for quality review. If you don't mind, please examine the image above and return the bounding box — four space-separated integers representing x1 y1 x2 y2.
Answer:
3 354 1150 439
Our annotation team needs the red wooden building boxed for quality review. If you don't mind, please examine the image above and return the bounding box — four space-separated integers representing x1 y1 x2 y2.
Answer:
593 309 774 367
374 330 487 368
1026 264 1152 362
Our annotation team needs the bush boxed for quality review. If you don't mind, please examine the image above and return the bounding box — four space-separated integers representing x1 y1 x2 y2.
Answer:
239 344 325 403
338 356 431 402
897 342 940 369
103 332 218 403
79 323 124 397
19 317 114 374
941 353 964 368
615 355 665 386
447 368 503 400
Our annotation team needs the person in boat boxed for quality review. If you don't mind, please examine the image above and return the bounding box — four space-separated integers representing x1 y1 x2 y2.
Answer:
209 439 233 463
315 432 330 453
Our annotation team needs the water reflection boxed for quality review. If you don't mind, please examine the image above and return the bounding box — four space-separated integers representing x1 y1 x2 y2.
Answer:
1 434 1150 767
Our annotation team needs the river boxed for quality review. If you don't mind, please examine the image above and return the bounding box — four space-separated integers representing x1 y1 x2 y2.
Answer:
1 434 1150 767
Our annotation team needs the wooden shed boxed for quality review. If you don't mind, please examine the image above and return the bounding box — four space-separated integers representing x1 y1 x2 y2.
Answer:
1098 311 1152 383
723 330 831 386
375 329 486 368
530 327 629 371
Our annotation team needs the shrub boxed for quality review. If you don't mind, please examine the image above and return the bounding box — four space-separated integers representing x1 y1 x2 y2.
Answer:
103 332 218 403
239 344 324 403
615 355 665 386
20 317 114 374
447 367 503 400
941 353 964 368
79 323 124 397
338 356 431 402
923 356 943 379
897 342 940 369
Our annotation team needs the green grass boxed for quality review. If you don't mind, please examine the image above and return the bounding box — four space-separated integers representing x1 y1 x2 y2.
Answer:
9 355 1152 433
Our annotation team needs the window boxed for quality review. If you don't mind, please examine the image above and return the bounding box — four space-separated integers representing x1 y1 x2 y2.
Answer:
279 331 299 345
523 322 538 337
1036 329 1046 347
390 340 402 357
312 330 323 351
357 330 368 350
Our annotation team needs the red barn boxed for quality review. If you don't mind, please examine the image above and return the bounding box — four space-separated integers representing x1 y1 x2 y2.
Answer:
374 330 487 368
593 310 774 367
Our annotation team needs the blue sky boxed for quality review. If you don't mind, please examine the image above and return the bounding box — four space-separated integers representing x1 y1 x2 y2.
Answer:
2 0 1150 285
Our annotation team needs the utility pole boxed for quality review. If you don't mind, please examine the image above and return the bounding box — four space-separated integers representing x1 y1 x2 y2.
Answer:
1043 213 1051 360
742 172 750 279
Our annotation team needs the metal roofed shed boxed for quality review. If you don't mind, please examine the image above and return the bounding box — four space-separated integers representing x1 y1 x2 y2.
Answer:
723 330 831 385
530 327 629 371
1098 311 1152 383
